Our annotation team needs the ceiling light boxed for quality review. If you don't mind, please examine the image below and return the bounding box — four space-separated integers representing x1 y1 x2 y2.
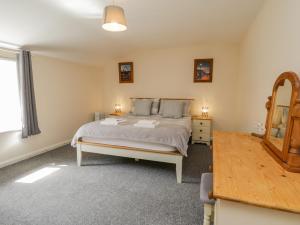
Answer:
102 5 127 32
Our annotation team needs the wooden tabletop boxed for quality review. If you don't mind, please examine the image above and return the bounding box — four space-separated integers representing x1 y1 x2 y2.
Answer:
213 131 300 213
109 112 125 116
191 115 212 120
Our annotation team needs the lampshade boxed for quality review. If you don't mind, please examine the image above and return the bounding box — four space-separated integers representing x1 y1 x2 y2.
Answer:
202 106 209 113
115 104 121 113
201 106 209 117
102 5 127 32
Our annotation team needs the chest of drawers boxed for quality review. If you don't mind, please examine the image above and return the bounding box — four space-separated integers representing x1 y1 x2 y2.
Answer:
192 116 212 145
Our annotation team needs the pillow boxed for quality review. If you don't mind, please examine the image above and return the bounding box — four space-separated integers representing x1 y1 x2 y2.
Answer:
129 98 137 114
162 101 184 119
151 98 160 115
130 98 160 115
159 99 192 117
182 100 192 116
132 99 153 116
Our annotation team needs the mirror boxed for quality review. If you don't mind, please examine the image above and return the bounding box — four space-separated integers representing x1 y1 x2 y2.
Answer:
267 80 292 151
263 71 300 173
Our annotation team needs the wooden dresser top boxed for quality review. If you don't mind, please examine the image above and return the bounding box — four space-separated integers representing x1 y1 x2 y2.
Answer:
213 131 300 213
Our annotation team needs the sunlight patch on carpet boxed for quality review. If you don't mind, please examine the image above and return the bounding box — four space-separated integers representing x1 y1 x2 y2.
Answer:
16 167 60 184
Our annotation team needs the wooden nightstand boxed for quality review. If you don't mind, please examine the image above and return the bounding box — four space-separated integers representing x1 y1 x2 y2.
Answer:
191 115 212 145
109 112 125 117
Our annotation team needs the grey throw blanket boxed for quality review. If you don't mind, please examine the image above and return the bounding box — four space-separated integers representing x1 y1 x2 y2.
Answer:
71 118 190 156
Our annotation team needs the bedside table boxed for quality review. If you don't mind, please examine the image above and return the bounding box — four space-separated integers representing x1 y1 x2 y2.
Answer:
109 112 125 117
191 116 212 145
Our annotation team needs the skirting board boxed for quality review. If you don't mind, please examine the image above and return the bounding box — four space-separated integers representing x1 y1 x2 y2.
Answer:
0 139 71 169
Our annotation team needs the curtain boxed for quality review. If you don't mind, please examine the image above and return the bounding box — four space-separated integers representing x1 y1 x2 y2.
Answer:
18 50 41 138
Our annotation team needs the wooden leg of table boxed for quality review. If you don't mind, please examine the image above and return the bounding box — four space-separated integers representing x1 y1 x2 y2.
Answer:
203 204 213 225
176 157 183 183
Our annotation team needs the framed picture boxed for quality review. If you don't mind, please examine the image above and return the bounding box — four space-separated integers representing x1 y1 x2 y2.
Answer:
119 62 134 83
194 58 213 83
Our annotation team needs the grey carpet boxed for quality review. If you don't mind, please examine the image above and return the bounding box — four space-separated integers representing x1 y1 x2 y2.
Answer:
0 144 212 225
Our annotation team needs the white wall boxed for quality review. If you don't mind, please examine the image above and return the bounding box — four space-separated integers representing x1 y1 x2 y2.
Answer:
0 55 102 167
6 0 300 166
237 0 300 132
101 44 239 131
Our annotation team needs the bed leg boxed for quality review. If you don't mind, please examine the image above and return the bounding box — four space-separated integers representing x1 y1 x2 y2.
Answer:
176 157 183 183
77 149 82 167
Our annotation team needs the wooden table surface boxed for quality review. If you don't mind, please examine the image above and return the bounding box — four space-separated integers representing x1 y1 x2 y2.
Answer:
213 131 300 213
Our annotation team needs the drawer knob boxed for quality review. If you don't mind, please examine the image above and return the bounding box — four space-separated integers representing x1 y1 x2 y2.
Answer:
200 136 202 139
200 129 203 132
200 122 203 125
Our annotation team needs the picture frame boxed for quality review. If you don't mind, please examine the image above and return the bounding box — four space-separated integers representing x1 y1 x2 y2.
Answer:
119 62 134 83
194 58 213 83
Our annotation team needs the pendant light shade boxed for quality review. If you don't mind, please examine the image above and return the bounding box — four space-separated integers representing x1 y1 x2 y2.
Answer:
102 5 127 32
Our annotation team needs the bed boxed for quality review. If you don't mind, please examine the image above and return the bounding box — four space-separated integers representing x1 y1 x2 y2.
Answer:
71 100 192 183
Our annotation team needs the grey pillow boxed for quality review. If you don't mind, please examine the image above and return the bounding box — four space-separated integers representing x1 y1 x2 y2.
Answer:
182 100 192 116
129 99 137 114
130 98 160 115
151 98 160 115
162 101 184 119
132 99 152 116
159 99 192 116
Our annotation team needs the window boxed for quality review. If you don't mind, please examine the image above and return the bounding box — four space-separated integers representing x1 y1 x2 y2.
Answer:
0 57 22 132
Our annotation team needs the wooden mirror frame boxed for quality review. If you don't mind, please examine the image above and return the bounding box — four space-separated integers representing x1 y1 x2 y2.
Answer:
263 71 300 172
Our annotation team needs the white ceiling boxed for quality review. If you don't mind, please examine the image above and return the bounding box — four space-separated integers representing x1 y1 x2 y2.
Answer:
0 0 264 66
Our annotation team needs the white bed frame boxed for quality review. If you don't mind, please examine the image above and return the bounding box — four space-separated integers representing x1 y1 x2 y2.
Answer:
76 140 183 183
